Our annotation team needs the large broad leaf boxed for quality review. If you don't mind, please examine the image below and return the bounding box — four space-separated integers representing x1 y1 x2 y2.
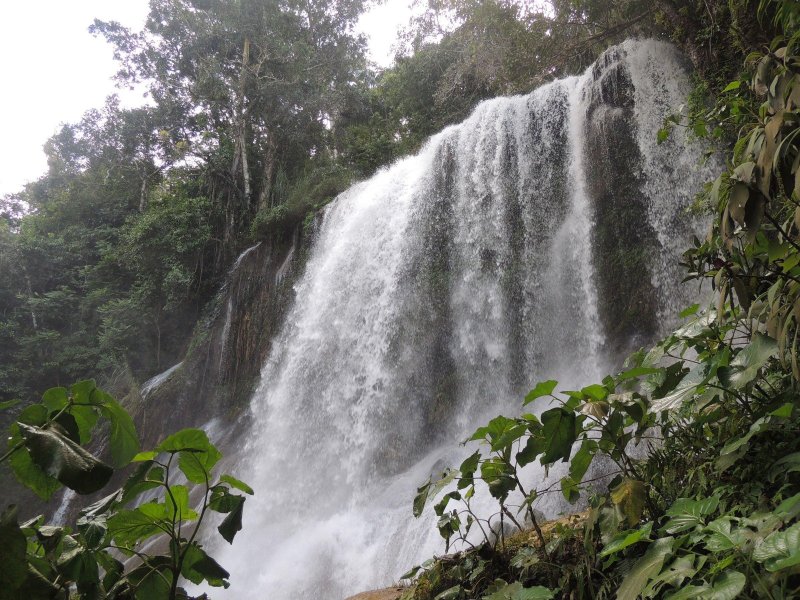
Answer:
707 570 746 600
616 537 674 600
219 474 254 495
181 543 230 588
644 555 697 594
651 364 707 412
0 506 27 598
218 495 246 544
523 380 557 405
165 485 198 521
662 496 719 534
539 408 576 464
610 478 646 527
126 557 173 600
704 519 747 552
482 581 554 600
413 469 456 517
569 438 597 482
752 522 800 571
457 451 481 489
719 332 778 389
98 395 140 467
8 428 61 500
435 586 462 600
107 507 167 547
481 458 516 501
155 429 220 484
718 417 770 458
17 423 113 495
41 387 69 412
600 522 653 557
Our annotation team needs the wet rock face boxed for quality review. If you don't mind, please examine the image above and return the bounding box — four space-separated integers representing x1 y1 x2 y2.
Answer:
136 227 309 448
584 57 661 360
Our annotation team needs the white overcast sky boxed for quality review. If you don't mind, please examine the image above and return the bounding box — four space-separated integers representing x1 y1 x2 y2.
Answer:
0 0 413 197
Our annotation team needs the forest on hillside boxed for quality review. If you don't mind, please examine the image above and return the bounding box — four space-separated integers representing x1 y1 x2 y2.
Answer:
3 0 800 598
0 0 764 404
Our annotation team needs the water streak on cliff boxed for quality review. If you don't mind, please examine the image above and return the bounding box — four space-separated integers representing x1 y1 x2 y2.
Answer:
210 40 712 599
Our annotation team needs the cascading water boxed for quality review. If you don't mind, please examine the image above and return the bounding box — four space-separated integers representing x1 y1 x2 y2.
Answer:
208 40 713 599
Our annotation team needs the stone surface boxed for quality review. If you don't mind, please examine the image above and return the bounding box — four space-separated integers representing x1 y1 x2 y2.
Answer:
345 587 406 600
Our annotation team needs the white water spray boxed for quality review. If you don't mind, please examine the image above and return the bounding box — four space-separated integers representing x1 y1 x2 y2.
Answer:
208 40 713 599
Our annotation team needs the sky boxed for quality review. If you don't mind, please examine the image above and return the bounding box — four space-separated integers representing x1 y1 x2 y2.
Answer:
0 0 413 197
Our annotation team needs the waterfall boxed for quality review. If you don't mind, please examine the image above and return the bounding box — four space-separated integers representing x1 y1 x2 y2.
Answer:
208 40 712 599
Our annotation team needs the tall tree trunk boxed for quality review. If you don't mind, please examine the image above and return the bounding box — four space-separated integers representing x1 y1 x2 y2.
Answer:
232 37 252 204
257 131 277 212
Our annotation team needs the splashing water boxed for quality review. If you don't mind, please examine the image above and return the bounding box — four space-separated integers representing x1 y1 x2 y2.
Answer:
207 40 714 599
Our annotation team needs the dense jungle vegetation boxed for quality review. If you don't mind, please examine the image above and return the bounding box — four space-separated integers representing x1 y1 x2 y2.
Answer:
402 1 800 599
2 0 800 597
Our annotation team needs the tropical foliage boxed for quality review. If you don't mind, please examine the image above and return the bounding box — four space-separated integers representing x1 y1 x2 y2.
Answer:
403 2 800 599
0 381 249 599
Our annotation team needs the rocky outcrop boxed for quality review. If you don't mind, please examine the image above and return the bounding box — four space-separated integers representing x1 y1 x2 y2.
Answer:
131 225 312 448
345 588 406 600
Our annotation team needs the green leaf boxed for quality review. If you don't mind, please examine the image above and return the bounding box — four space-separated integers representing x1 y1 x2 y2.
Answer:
516 435 544 467
132 451 157 462
723 80 742 92
610 478 646 527
523 380 557 405
616 537 674 600
127 558 173 600
400 565 422 580
708 570 746 599
8 433 61 500
679 303 701 318
753 522 800 571
218 495 245 544
107 507 166 547
413 469 456 517
0 506 28 595
219 474 254 495
704 519 747 552
17 422 113 494
662 496 719 534
458 451 481 489
435 585 462 600
155 428 220 483
70 380 97 405
719 417 769 457
539 408 576 464
560 476 580 503
481 458 516 501
165 485 198 521
41 387 69 412
483 581 554 600
77 513 107 549
569 438 597 482
720 332 777 389
616 366 661 382
69 404 99 445
771 402 794 418
99 396 140 467
643 555 697 593
581 384 608 402
181 543 230 588
156 429 214 454
16 404 48 426
665 585 712 600
651 364 706 412
600 522 653 557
